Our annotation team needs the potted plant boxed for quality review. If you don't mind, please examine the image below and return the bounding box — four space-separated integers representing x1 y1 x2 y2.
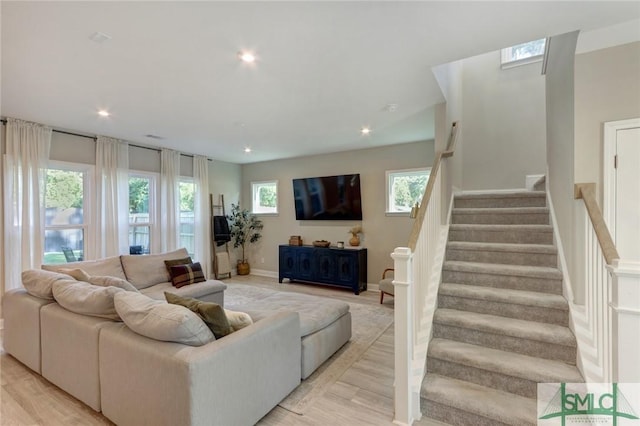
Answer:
227 203 264 275
348 225 363 246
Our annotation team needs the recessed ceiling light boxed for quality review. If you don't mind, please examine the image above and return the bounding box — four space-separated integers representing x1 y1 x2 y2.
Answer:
97 109 110 117
244 147 252 153
361 127 371 135
238 51 256 63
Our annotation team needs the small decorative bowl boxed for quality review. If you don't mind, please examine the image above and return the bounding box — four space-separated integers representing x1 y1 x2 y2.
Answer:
312 240 331 248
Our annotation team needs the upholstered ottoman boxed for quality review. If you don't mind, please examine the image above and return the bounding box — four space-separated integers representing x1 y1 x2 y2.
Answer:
224 284 352 379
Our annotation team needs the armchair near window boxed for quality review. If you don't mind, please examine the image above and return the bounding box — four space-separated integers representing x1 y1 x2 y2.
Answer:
379 268 394 304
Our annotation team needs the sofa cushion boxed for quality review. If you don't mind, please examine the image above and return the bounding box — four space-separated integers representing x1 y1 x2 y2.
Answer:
165 292 232 338
22 269 75 300
114 291 214 346
140 280 226 301
168 262 206 288
120 248 190 289
224 284 350 338
42 255 126 280
88 275 139 292
52 280 124 321
57 268 91 281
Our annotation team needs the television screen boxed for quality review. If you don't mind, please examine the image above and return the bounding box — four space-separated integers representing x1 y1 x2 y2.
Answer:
293 174 362 220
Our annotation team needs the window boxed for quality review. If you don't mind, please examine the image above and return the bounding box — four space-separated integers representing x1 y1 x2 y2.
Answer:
252 180 278 214
501 38 546 69
129 173 156 255
386 168 431 214
44 162 92 264
179 179 196 257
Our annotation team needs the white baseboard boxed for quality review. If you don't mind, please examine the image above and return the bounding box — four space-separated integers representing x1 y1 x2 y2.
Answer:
250 269 278 279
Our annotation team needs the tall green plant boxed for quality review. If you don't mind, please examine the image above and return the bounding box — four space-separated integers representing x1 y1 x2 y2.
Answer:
227 203 264 263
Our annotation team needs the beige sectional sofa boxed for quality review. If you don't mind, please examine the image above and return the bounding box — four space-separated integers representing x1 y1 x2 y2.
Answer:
2 248 353 425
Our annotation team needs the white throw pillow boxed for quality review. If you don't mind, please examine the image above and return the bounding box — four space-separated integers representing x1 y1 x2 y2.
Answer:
114 292 214 346
225 309 254 332
42 255 126 280
22 269 75 300
52 280 124 320
120 248 190 290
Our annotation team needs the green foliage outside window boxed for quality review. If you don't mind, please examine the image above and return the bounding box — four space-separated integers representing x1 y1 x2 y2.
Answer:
393 174 428 210
129 177 149 214
45 170 83 209
259 185 277 207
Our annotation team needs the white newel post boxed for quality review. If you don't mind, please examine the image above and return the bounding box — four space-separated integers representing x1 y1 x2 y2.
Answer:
609 260 640 382
392 247 414 426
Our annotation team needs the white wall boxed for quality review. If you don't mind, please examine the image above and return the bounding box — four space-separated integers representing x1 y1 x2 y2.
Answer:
545 31 580 300
240 140 435 285
461 50 547 190
575 42 640 203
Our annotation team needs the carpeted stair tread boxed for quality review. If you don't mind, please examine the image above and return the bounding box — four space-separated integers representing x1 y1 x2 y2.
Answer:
434 309 576 347
450 223 553 232
428 338 582 384
455 191 546 200
443 261 562 279
447 241 557 255
439 283 568 310
452 207 549 214
421 374 536 426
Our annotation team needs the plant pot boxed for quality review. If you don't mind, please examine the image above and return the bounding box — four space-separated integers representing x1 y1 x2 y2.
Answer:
349 235 360 247
237 262 250 275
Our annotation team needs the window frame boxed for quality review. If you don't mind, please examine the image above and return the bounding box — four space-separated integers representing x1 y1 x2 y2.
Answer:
500 38 547 69
385 167 431 216
178 177 196 258
128 170 159 255
251 180 279 215
44 160 94 263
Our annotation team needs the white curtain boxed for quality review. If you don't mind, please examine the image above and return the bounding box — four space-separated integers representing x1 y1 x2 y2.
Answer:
3 118 52 290
94 136 129 258
160 148 180 252
193 155 211 277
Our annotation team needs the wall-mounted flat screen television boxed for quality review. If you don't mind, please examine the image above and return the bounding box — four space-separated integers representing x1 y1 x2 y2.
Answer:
293 174 362 220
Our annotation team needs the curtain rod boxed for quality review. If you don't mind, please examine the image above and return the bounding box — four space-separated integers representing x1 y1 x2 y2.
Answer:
0 118 211 161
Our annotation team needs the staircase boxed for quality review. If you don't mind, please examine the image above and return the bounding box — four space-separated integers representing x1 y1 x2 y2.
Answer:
420 191 583 425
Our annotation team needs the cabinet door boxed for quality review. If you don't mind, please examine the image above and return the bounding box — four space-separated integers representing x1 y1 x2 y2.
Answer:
279 247 297 276
297 249 315 280
316 251 335 281
336 253 357 286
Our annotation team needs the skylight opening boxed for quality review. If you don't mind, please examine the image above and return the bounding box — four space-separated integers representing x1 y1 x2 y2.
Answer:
501 38 547 69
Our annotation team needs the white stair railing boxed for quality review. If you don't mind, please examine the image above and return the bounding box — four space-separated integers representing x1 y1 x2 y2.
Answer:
392 122 458 425
575 183 640 383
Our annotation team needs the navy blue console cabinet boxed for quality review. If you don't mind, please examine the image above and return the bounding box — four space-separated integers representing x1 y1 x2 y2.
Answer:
279 245 367 295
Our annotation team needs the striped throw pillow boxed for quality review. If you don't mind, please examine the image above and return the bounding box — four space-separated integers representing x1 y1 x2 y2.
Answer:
168 262 206 288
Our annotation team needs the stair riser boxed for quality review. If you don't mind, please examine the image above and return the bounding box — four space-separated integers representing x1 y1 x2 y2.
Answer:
452 213 549 225
433 323 576 363
449 228 553 244
454 197 546 209
446 248 557 268
421 399 519 426
442 270 563 295
427 358 537 399
438 295 569 326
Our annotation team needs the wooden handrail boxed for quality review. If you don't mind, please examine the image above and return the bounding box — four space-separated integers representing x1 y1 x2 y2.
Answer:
408 122 459 250
574 182 620 265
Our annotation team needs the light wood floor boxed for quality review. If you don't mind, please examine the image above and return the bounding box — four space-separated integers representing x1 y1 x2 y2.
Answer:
1 275 413 426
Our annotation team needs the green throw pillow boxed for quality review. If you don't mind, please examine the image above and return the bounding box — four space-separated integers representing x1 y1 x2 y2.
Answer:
164 292 232 339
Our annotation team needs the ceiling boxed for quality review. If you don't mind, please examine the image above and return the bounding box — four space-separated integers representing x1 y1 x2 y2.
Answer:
2 2 639 164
